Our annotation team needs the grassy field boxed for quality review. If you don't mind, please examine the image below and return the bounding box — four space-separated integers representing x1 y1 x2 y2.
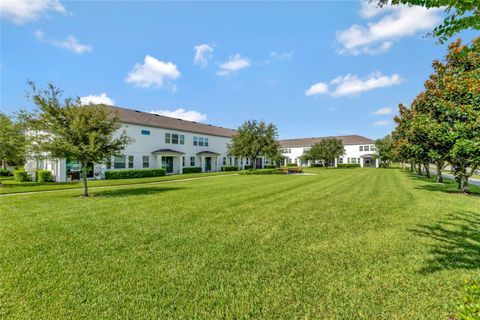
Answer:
1 168 479 319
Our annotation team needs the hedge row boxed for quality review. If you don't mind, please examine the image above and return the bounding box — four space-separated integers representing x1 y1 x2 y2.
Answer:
105 168 166 180
36 170 53 182
310 163 324 167
286 163 298 167
263 164 276 169
337 164 361 168
240 169 286 175
221 166 239 171
0 169 12 176
243 165 253 170
13 170 30 182
183 167 202 174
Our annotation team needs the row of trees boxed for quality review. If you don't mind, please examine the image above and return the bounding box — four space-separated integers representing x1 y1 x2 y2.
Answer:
0 113 26 169
376 38 479 193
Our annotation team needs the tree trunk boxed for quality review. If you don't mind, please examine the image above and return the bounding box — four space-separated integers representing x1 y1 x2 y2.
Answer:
460 176 470 194
82 160 89 197
252 157 256 171
424 164 430 178
410 162 415 172
417 163 422 175
1 160 6 169
436 163 443 183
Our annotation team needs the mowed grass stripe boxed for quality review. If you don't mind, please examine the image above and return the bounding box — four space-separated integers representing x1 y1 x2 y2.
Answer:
1 169 479 319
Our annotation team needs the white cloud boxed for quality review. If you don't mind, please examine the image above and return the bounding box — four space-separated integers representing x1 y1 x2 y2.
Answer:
80 93 115 106
373 120 391 126
34 30 93 54
264 51 293 64
1 0 66 24
217 54 250 76
305 72 402 97
149 108 207 122
336 2 442 55
305 82 329 96
372 107 393 115
126 55 180 88
194 44 213 67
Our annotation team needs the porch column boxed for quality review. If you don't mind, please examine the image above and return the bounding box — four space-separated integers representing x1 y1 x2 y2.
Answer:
334 158 338 167
179 156 183 174
201 156 205 172
158 155 163 169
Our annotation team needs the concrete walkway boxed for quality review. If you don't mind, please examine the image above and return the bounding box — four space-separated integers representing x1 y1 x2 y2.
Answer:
0 174 238 197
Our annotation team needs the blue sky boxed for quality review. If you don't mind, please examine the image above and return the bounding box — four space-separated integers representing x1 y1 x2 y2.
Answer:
1 1 476 139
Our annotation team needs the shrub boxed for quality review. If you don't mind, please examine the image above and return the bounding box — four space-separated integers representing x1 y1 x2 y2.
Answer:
243 165 253 170
286 163 297 167
280 167 304 174
337 164 361 168
0 169 12 176
240 169 285 175
310 163 323 167
456 280 480 320
13 170 30 182
105 168 166 179
183 167 202 174
263 164 276 169
221 166 239 172
36 170 53 182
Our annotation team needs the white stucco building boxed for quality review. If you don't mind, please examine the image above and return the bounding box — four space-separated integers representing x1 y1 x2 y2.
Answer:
279 135 378 168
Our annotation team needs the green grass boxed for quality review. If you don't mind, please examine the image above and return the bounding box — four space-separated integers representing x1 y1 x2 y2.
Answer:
1 169 479 319
0 171 232 194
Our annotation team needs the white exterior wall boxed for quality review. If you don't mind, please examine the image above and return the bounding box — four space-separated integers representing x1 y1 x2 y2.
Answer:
281 143 378 167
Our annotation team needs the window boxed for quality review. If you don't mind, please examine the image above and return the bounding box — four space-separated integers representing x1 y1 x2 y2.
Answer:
193 136 198 146
234 158 238 166
205 138 209 147
182 156 185 167
141 130 150 135
143 156 149 168
339 157 343 164
223 157 227 165
199 137 204 146
371 146 377 151
165 133 171 143
128 155 134 168
114 155 126 169
359 146 363 151
351 158 357 164
358 158 361 164
364 146 369 152
180 135 185 145
172 134 179 144
190 156 195 166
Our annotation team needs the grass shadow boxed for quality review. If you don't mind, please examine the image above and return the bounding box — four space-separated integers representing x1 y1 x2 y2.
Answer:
88 186 183 198
404 171 480 196
410 210 480 274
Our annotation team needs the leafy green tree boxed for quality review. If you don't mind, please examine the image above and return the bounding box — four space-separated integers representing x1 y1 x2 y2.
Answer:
373 0 479 43
25 82 132 196
0 113 26 169
302 138 344 167
375 134 394 167
228 120 280 170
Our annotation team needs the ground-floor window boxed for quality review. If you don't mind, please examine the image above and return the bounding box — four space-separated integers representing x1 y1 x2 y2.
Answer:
190 156 195 167
128 155 134 168
114 155 126 169
223 157 227 165
339 157 343 164
143 155 149 168
182 156 185 167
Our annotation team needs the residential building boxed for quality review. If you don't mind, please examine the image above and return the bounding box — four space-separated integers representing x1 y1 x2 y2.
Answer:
279 135 379 167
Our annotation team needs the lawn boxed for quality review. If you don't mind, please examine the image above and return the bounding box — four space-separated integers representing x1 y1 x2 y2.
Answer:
1 168 479 319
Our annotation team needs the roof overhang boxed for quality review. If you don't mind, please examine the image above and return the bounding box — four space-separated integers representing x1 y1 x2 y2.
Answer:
196 151 221 156
360 154 376 158
151 149 185 156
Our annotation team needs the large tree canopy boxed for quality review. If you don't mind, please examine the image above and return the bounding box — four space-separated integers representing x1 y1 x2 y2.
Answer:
373 0 479 43
228 120 281 170
302 138 344 167
0 113 26 169
25 82 132 196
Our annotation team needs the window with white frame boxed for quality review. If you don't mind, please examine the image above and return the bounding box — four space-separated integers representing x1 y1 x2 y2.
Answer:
165 133 171 144
114 155 126 169
223 157 226 165
359 146 363 151
339 157 343 164
143 156 149 168
182 156 185 167
128 155 134 168
190 156 195 166
364 145 370 151
193 136 198 146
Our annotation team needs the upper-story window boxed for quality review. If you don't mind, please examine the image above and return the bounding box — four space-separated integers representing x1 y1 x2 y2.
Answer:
165 133 185 145
193 136 209 147
141 130 150 135
364 146 370 152
282 148 291 154
359 146 363 151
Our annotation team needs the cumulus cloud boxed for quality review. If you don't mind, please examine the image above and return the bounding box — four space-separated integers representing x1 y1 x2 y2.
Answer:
372 107 393 115
194 44 213 67
336 1 442 55
34 30 93 54
80 93 115 106
149 108 207 122
373 120 391 126
126 55 180 88
305 72 402 97
217 54 250 76
264 51 293 64
1 0 66 24
305 82 329 96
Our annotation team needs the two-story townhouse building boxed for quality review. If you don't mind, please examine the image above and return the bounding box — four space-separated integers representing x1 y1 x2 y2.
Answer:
279 135 379 167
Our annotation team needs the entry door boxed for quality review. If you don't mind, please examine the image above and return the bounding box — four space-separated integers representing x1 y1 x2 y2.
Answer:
162 157 174 173
364 158 371 167
205 157 212 172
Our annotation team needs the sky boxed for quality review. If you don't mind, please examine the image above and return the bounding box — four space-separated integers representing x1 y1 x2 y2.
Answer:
0 0 477 140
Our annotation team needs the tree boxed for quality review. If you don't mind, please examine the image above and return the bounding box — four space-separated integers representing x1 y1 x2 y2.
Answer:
25 82 132 196
228 120 281 170
0 113 26 169
302 138 344 167
373 0 480 43
375 134 394 167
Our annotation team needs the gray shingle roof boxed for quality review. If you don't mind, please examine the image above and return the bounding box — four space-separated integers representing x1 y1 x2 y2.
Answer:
279 135 375 148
